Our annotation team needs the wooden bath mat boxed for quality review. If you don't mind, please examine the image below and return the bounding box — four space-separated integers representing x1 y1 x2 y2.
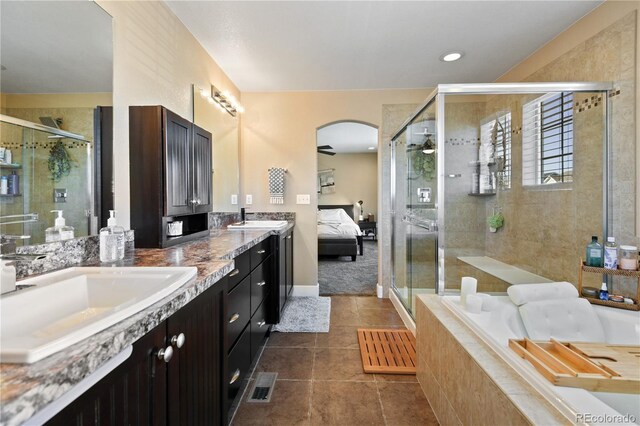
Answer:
357 329 416 374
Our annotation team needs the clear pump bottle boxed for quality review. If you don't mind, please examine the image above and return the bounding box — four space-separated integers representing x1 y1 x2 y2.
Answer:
100 210 125 262
45 210 75 242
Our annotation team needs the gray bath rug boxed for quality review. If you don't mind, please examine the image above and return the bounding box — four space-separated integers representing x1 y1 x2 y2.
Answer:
272 297 331 333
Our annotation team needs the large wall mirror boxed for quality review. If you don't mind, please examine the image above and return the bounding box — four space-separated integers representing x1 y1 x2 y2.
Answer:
0 1 113 246
192 85 240 213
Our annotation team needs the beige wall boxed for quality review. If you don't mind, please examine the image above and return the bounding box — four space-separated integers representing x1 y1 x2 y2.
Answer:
240 89 432 287
497 0 640 236
96 0 240 229
1 93 112 109
317 153 378 219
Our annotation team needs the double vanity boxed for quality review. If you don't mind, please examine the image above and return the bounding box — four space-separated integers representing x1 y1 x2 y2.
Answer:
0 221 294 425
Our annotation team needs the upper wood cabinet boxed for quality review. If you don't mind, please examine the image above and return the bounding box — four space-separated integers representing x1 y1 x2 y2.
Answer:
129 106 212 247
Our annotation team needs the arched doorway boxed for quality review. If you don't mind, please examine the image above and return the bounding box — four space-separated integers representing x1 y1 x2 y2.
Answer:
316 121 379 296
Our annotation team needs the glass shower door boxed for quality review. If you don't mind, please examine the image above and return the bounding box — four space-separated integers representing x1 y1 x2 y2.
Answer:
392 99 439 316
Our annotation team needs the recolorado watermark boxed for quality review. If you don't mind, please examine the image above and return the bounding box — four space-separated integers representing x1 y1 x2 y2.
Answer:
576 413 637 424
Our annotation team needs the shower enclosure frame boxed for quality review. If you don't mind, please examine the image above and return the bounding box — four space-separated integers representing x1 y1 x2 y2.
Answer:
390 82 613 314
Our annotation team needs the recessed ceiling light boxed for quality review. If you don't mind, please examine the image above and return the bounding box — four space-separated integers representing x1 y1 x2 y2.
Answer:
368 147 376 150
440 51 463 62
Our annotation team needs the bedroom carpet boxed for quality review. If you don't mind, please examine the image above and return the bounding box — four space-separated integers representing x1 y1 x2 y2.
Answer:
319 240 378 296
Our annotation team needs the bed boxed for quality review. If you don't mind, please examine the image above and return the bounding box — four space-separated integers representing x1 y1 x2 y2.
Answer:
317 204 363 261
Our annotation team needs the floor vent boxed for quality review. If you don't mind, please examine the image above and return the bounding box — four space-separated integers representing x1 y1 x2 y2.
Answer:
247 372 278 403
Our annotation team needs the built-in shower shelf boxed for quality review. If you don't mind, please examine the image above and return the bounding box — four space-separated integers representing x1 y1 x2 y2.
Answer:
0 193 22 198
0 163 21 169
467 192 495 196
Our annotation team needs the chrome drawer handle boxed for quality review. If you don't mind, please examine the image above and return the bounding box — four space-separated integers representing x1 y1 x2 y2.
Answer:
230 369 241 385
257 320 266 327
171 333 185 349
257 249 266 254
287 236 292 239
256 281 266 287
229 269 240 277
157 346 173 363
229 313 240 323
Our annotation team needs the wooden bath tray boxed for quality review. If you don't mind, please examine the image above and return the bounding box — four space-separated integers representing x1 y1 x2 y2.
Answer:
509 338 640 394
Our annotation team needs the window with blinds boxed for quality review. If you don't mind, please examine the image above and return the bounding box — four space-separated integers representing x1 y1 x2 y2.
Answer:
480 113 512 189
522 92 574 186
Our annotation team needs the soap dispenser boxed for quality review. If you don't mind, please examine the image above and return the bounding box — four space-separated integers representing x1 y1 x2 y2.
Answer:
100 210 125 262
45 210 75 242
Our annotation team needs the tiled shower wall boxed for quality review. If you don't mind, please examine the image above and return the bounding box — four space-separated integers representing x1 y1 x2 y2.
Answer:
494 11 636 295
2 107 94 244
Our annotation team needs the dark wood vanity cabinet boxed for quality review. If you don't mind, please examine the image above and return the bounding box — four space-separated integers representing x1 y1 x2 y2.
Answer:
129 106 212 247
166 281 224 425
48 280 226 426
46 231 294 425
274 228 294 323
47 322 168 426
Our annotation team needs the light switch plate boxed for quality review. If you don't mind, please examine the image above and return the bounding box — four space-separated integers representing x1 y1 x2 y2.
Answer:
296 194 310 204
231 194 238 205
246 194 253 205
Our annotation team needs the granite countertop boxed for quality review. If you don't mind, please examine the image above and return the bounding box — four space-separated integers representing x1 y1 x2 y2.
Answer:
0 222 294 425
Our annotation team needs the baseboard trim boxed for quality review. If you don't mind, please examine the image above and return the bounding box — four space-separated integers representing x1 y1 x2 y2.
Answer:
291 284 320 297
376 283 383 298
389 290 416 336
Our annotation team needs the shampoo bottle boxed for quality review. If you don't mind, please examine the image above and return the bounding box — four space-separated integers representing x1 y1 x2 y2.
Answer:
45 210 75 242
604 237 618 270
586 236 603 267
100 210 125 262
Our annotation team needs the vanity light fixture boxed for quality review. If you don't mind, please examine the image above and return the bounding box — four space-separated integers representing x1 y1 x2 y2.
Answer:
200 85 243 117
212 85 243 117
440 51 464 62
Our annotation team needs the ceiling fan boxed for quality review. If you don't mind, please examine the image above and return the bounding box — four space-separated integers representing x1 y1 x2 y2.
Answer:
317 145 336 156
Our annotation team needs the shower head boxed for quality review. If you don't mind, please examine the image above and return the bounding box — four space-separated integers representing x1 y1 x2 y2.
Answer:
39 116 62 129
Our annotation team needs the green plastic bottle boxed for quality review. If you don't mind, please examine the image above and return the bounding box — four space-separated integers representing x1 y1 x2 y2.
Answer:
586 236 603 267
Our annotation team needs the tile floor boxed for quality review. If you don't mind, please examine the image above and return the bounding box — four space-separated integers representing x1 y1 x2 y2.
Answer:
231 296 439 425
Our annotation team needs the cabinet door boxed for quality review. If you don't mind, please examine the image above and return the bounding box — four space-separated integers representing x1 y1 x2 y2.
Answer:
192 124 212 214
47 322 168 426
285 230 294 296
278 234 287 316
164 109 193 216
167 281 225 426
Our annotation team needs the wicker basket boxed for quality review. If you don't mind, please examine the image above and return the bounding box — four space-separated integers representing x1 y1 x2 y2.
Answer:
578 260 640 311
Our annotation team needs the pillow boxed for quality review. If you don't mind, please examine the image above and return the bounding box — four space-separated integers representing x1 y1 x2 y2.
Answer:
318 208 350 224
519 298 605 343
507 282 577 306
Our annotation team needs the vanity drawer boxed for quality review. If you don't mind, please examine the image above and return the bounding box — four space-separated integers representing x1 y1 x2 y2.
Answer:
250 239 271 269
250 258 271 317
228 250 251 291
250 299 270 360
227 329 251 412
226 275 251 351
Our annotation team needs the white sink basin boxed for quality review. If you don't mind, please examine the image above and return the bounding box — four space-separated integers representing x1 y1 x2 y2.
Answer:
1 266 197 363
227 220 288 230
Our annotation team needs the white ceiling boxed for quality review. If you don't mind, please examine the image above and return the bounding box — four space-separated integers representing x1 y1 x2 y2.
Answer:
166 1 601 92
317 122 378 154
0 1 112 94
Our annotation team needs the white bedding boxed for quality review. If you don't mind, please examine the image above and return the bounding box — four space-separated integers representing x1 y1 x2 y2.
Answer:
317 208 362 239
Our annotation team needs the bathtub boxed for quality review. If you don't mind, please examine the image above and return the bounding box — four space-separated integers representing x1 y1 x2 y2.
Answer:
441 295 640 425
